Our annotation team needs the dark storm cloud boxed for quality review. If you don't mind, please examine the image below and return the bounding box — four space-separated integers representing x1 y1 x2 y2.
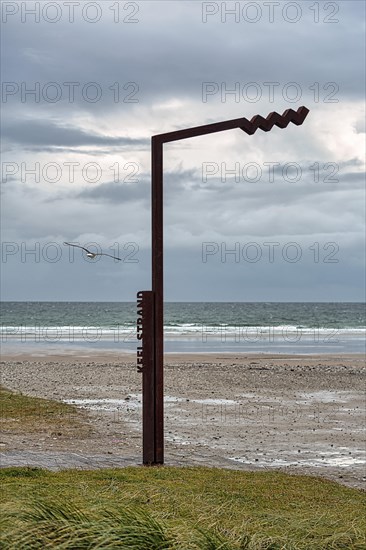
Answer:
1 1 364 115
76 178 150 203
61 168 197 203
17 147 128 156
2 118 149 148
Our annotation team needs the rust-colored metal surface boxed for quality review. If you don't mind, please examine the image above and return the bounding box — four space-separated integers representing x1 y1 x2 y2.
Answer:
151 138 164 464
136 290 155 464
140 106 309 465
153 106 309 143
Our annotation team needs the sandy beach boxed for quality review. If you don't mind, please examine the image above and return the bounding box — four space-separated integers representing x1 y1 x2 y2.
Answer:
1 352 365 490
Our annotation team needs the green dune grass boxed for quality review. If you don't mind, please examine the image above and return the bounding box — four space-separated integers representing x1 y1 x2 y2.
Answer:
1 466 365 549
0 384 91 437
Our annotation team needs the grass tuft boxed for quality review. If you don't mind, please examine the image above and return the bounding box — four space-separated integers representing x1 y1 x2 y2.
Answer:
0 466 46 478
1 466 365 549
1 500 173 549
0 385 90 437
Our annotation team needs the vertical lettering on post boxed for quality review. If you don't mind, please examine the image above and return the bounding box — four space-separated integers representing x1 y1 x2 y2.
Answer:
136 290 155 464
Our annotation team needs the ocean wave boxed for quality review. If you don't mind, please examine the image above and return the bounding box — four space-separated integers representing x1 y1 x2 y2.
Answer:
1 324 365 343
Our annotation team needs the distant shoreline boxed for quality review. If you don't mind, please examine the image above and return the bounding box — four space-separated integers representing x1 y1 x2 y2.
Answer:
1 337 365 355
1 351 365 361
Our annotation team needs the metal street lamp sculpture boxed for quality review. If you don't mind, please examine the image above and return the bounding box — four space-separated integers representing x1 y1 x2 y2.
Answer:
137 106 310 465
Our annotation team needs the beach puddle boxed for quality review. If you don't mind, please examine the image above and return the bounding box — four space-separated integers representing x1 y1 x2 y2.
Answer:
64 396 141 412
295 391 353 404
166 434 191 445
64 395 239 411
64 391 365 478
188 398 237 405
229 451 365 468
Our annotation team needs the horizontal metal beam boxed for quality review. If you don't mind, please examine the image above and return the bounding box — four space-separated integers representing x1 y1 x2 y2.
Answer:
153 106 309 143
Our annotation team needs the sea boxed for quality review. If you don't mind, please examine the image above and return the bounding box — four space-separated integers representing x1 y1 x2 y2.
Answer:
1 302 365 355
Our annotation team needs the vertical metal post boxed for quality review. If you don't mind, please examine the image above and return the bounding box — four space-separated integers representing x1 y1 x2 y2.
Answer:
151 137 164 464
140 107 309 466
137 291 155 464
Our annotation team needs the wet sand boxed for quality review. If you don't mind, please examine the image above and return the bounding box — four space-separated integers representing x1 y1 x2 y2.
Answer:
1 352 365 489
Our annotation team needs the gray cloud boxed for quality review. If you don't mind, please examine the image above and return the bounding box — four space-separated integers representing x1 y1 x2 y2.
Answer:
74 168 197 203
1 1 364 301
1 1 364 116
2 118 149 148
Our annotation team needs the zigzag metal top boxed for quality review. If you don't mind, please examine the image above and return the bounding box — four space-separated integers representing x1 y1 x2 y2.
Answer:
240 106 309 135
153 106 309 143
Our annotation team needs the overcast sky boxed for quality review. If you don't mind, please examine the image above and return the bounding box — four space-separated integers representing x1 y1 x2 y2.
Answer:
1 0 365 301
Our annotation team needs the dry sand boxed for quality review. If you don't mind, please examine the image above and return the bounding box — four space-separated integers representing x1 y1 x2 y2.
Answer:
1 351 365 490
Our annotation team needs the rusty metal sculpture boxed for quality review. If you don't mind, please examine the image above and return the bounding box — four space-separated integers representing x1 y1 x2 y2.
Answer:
137 106 309 465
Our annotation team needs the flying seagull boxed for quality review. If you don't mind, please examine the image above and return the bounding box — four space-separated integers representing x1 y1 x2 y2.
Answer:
64 242 122 261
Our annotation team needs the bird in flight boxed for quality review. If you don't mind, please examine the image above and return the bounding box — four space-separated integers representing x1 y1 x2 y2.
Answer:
64 242 122 261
